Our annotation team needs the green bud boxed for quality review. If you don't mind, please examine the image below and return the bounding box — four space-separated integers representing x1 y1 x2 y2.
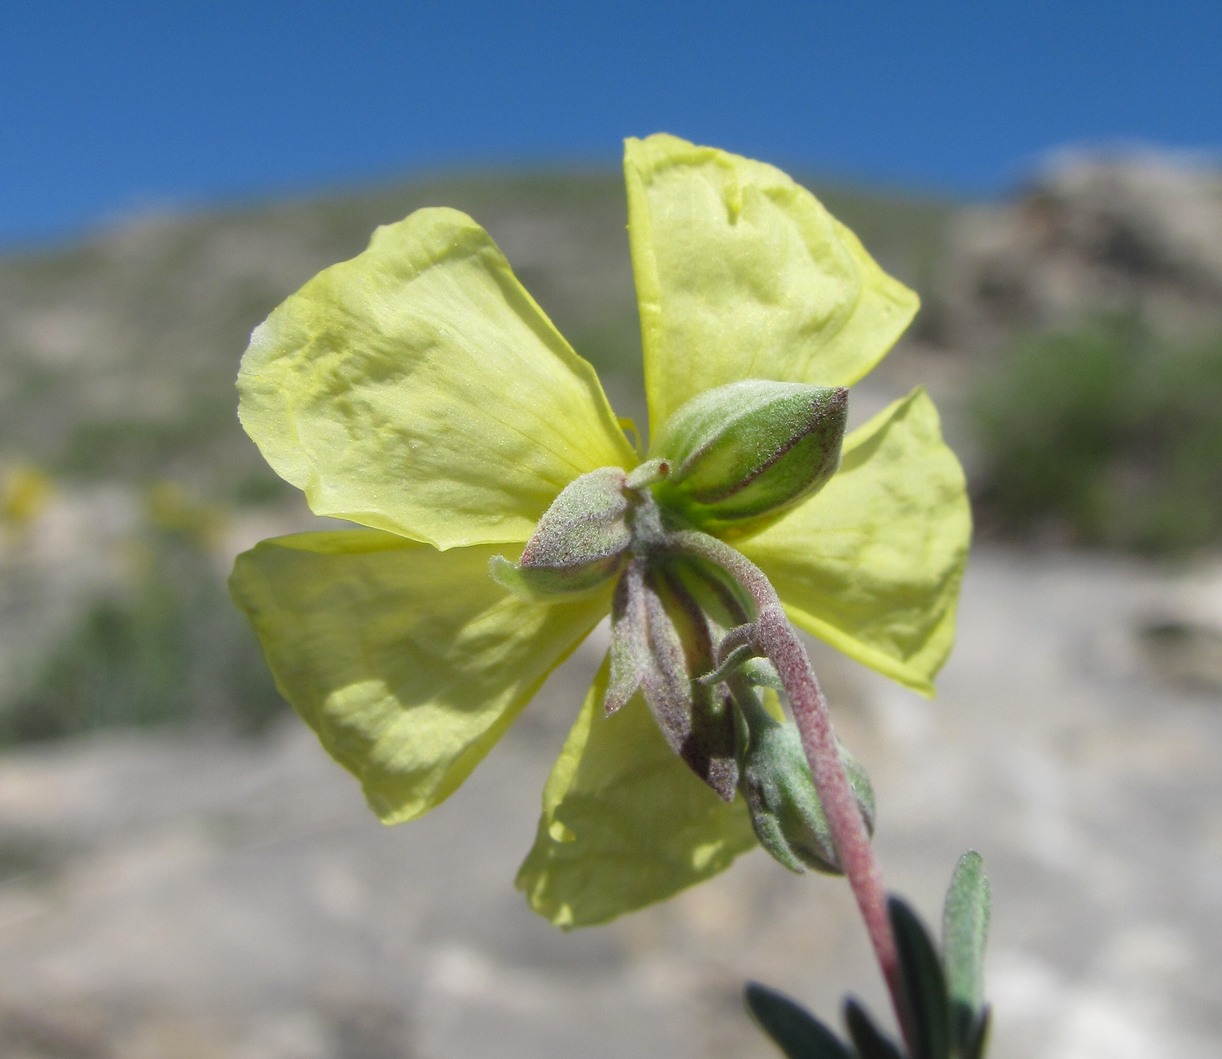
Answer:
650 380 847 536
737 697 875 875
490 467 631 600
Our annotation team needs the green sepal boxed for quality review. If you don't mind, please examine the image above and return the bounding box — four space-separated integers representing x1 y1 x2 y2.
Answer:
490 466 631 599
739 656 784 690
738 388 970 698
638 565 740 800
651 380 847 537
698 640 761 688
736 691 875 874
604 561 648 714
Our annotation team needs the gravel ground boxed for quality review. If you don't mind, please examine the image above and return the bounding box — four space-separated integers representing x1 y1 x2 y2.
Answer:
0 544 1220 1058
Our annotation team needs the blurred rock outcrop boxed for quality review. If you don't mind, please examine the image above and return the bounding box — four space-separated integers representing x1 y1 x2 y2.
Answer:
943 150 1222 350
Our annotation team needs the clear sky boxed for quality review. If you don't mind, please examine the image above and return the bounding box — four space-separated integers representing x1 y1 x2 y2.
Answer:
6 1 1221 249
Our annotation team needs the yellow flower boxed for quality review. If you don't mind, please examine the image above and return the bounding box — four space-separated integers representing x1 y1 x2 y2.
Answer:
230 134 970 927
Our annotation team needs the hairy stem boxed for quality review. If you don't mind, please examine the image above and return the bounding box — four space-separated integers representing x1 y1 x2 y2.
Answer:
667 529 912 1050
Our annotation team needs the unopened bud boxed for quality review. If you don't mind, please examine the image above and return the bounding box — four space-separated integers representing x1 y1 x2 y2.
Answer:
738 699 875 874
491 467 631 600
651 380 847 536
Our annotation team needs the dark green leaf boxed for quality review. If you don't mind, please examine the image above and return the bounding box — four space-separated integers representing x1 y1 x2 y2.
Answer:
961 1007 991 1059
844 998 905 1059
889 897 952 1059
744 981 854 1059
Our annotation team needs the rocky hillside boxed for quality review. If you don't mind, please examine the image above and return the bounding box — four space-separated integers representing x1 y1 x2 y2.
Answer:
1 151 1221 1058
3 148 1221 736
0 169 957 492
0 167 958 738
940 149 1222 351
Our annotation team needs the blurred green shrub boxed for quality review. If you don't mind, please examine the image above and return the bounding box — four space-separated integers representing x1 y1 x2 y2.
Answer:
970 318 1222 555
0 488 286 746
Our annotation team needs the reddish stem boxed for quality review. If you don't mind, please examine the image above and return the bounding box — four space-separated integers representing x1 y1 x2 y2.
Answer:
668 530 912 1050
753 606 905 1021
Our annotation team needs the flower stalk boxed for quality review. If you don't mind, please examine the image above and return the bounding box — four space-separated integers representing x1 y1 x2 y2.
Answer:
668 529 913 1050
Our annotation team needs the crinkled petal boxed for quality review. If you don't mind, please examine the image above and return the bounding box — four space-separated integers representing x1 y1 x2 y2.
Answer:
229 529 609 822
516 659 758 928
739 389 971 697
238 208 634 549
624 133 919 439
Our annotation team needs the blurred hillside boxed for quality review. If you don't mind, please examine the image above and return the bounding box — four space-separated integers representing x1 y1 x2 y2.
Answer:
2 150 1222 747
0 167 959 744
0 169 959 490
1 153 1222 1058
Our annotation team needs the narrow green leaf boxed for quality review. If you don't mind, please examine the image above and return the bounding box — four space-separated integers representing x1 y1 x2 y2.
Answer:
844 998 905 1059
889 897 952 1059
942 850 991 1037
961 1007 992 1059
744 981 854 1059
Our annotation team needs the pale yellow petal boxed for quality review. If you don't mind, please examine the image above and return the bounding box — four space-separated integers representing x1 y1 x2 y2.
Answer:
625 133 918 438
516 660 759 928
239 208 634 548
229 529 609 821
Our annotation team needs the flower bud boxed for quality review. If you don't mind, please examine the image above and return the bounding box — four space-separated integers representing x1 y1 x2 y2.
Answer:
490 467 631 600
651 380 847 536
737 698 875 874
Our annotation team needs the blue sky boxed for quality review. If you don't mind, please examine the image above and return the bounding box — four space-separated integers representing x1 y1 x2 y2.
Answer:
5 1 1220 249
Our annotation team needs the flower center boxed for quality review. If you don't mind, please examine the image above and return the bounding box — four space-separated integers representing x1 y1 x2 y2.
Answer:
489 380 870 875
